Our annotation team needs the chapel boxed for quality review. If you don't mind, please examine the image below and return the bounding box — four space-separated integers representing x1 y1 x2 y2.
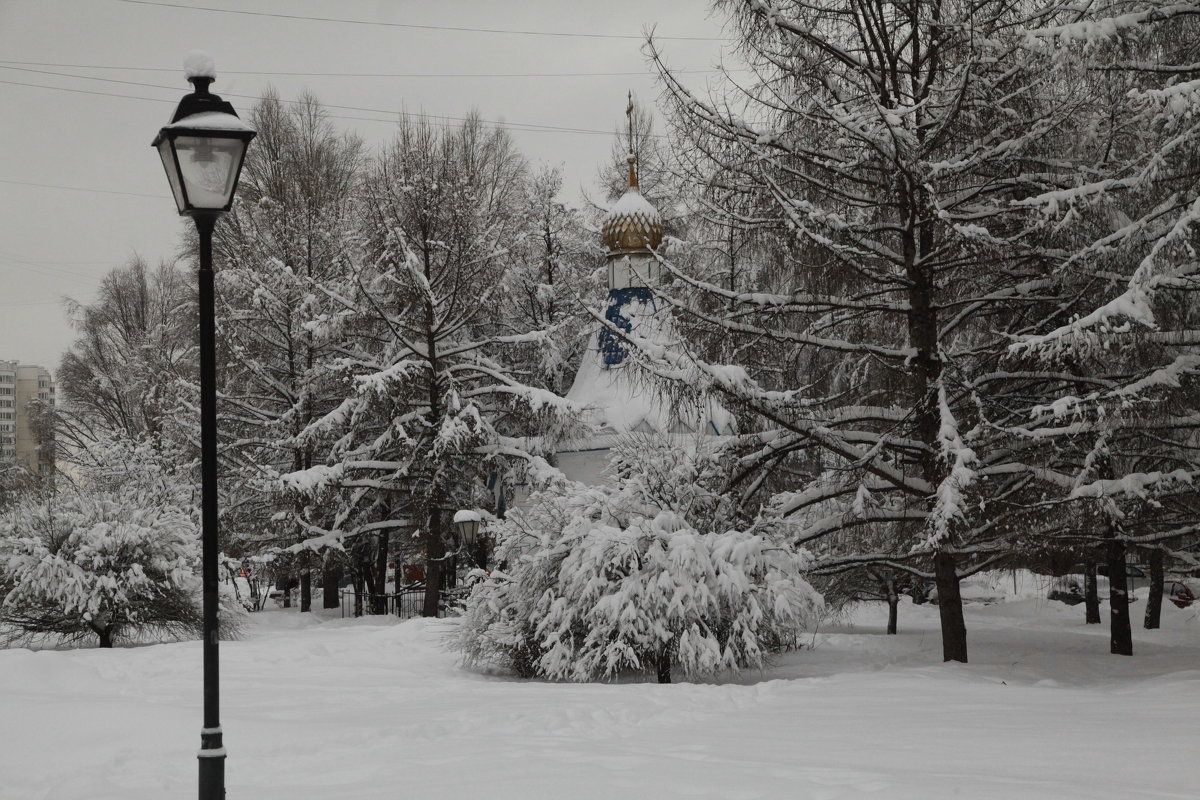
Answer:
556 141 735 485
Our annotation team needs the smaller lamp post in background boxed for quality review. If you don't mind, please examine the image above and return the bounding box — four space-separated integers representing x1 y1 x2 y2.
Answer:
153 51 255 800
453 509 487 570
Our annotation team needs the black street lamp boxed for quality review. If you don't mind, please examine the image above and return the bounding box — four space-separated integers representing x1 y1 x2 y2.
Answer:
153 56 255 800
453 509 487 570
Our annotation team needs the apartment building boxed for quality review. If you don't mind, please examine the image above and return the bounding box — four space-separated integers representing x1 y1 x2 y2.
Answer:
0 360 55 475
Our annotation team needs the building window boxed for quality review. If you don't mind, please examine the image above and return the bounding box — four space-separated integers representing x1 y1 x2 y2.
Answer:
0 387 12 395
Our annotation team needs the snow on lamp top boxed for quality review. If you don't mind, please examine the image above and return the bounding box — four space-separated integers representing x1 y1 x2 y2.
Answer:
601 153 664 256
184 50 216 80
452 510 482 524
161 111 254 133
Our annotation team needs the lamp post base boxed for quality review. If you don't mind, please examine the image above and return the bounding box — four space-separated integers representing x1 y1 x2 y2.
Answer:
198 726 225 799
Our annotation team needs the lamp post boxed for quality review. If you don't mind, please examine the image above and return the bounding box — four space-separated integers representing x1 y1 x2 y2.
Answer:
153 55 255 800
453 509 486 570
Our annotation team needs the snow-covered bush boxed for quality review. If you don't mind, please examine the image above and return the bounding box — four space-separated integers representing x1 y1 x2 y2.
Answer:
459 439 822 682
0 491 242 648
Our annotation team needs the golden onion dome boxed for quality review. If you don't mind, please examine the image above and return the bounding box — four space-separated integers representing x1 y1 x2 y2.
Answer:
601 154 664 255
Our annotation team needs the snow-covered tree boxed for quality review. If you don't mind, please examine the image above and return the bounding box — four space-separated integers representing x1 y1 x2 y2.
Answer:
504 165 603 396
283 114 581 617
0 456 37 511
0 489 241 648
640 0 1200 662
213 92 365 608
57 257 196 467
459 438 822 682
996 2 1200 653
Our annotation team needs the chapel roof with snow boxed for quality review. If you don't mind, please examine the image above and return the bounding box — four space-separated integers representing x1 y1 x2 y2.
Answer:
601 154 664 256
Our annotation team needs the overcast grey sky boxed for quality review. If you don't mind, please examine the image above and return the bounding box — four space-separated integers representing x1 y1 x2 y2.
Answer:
0 0 729 372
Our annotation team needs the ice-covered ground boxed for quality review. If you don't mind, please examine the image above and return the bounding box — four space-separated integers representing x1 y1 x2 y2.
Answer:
2 580 1198 800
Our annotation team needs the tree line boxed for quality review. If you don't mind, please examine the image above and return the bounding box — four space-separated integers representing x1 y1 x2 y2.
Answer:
3 1 1198 674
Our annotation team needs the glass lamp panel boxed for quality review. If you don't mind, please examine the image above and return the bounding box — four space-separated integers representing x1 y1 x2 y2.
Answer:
156 139 188 214
173 135 246 210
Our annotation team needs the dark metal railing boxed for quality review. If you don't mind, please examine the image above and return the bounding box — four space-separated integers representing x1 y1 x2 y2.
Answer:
339 586 465 619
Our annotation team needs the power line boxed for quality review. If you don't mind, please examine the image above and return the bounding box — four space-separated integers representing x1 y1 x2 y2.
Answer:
1 258 106 284
0 76 608 138
0 59 712 80
0 65 198 98
0 177 164 200
0 77 177 106
0 250 106 267
0 69 660 138
111 0 722 41
0 297 73 308
0 248 115 278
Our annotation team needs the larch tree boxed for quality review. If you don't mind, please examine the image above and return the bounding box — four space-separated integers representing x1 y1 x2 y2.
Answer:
641 0 1188 662
213 92 365 609
283 114 581 618
505 165 603 398
1001 1 1200 654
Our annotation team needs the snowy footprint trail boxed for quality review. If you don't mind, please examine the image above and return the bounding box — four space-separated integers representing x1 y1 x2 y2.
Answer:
2 600 1198 799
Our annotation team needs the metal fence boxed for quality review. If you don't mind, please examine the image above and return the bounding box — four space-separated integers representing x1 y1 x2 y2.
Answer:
339 586 465 619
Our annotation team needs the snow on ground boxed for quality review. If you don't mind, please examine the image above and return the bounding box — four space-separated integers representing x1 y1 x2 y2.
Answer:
2 588 1198 800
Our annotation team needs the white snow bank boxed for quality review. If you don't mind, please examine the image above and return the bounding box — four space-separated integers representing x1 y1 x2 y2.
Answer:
2 600 1198 799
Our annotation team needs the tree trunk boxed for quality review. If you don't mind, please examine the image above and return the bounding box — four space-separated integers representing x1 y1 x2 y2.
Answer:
422 508 445 618
420 241 447 620
1144 548 1164 630
371 531 390 615
1106 535 1133 656
886 578 899 635
656 650 672 684
97 625 114 648
322 561 341 610
934 551 967 662
1084 560 1101 624
900 181 962 662
352 571 364 618
299 569 311 613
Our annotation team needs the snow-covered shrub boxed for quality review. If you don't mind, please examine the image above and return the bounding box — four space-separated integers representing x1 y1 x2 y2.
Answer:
459 439 822 682
0 491 243 648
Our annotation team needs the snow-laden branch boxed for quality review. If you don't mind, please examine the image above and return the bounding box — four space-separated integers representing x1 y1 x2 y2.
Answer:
1023 4 1200 44
920 381 979 551
1068 469 1194 501
1011 197 1200 354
